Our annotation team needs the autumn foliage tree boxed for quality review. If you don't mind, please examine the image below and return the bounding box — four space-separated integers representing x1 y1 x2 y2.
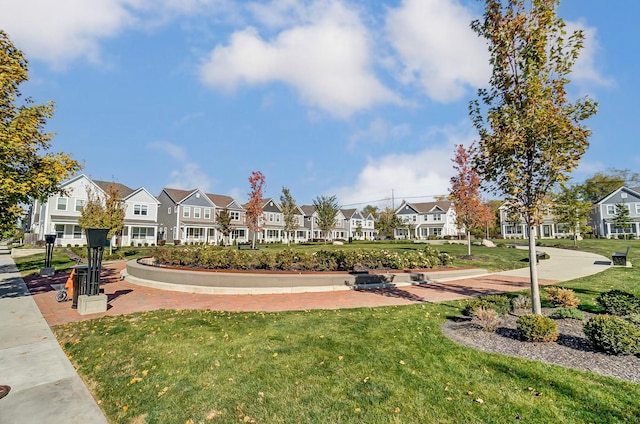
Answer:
78 184 126 252
0 31 81 233
449 144 493 256
245 171 265 248
551 183 592 246
280 187 299 245
470 0 598 314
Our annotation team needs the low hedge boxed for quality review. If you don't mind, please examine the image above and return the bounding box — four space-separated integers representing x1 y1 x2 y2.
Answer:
596 290 640 316
152 246 453 272
516 314 559 342
584 315 640 356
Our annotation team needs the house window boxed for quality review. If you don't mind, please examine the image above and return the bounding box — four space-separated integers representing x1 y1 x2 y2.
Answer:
183 207 190 218
267 229 279 238
636 204 640 215
433 228 442 236
55 224 65 239
269 213 274 222
232 229 246 238
276 214 280 223
230 211 240 220
433 213 442 221
204 209 211 219
606 205 616 215
194 208 201 218
168 207 171 214
132 227 148 239
75 199 85 212
73 225 82 239
57 197 68 211
187 228 203 239
134 204 148 216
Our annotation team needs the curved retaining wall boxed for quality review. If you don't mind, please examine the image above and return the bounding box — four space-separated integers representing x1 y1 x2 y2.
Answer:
121 259 482 295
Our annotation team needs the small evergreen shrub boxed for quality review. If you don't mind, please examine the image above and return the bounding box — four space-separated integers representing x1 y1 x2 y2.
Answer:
511 295 531 311
516 314 559 342
471 307 502 332
463 295 511 317
545 286 580 308
583 315 640 355
625 314 640 327
550 307 585 321
596 290 640 316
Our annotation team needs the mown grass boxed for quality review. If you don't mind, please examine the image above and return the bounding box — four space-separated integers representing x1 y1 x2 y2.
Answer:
55 303 639 423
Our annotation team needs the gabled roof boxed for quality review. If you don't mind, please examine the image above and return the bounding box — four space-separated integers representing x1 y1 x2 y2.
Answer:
341 208 357 218
94 180 134 198
207 193 237 208
397 200 453 214
261 198 282 212
300 205 316 216
162 188 196 204
596 186 640 205
124 187 160 204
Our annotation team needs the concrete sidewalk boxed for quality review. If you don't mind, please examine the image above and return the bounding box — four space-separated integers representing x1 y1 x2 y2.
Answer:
0 244 106 424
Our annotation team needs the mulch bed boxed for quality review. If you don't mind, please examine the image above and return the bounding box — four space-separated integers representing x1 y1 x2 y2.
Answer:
441 309 640 384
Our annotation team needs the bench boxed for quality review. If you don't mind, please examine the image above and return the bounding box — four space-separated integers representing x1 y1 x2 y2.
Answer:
612 246 630 266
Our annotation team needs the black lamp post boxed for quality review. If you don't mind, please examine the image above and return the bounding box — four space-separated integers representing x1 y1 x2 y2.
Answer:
85 228 108 296
40 234 56 276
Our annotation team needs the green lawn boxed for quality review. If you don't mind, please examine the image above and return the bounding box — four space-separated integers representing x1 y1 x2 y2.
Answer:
23 239 640 422
56 301 639 423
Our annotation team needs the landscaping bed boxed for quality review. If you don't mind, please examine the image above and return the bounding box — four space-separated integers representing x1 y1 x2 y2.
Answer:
442 308 640 384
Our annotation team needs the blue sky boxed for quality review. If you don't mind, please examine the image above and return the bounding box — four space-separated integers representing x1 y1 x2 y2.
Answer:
1 0 636 208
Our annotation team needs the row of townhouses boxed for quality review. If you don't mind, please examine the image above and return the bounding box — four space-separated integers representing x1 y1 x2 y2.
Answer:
27 175 640 246
28 175 382 246
499 186 640 239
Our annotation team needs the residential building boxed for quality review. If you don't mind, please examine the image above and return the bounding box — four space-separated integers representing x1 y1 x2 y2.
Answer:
591 186 640 239
340 209 376 240
394 200 459 239
498 203 575 239
206 193 249 244
29 174 159 246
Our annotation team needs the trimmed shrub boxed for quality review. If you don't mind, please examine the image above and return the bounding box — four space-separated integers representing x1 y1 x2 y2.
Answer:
545 286 580 308
550 307 585 321
596 290 640 316
471 307 502 332
516 314 559 342
584 315 640 355
511 295 531 311
463 295 512 317
625 314 640 327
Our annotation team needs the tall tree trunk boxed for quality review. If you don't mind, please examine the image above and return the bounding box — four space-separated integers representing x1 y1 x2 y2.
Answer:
467 230 471 256
528 225 541 314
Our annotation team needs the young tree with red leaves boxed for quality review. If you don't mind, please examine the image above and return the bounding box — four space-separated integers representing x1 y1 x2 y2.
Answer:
449 144 492 256
246 171 265 249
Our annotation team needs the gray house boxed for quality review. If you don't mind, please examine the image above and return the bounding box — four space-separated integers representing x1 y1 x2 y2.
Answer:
591 186 640 239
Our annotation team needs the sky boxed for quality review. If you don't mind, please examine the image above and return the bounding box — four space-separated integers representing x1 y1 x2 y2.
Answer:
1 0 637 209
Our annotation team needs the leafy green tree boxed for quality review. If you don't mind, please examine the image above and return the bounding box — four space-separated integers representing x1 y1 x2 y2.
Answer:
0 31 81 233
582 168 640 203
216 208 232 245
280 187 299 245
312 195 339 242
552 183 592 246
375 207 403 239
78 184 126 252
470 0 597 314
362 205 379 219
612 203 632 236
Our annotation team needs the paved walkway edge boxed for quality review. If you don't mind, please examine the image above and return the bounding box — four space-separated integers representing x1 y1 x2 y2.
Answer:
0 247 107 424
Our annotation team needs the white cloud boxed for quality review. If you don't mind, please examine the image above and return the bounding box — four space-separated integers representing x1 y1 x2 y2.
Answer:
385 0 490 103
348 118 411 151
565 21 614 89
334 124 478 206
0 0 143 68
148 141 211 191
0 0 234 68
199 1 399 118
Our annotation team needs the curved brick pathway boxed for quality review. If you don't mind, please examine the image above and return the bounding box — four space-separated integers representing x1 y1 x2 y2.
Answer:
27 262 559 327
